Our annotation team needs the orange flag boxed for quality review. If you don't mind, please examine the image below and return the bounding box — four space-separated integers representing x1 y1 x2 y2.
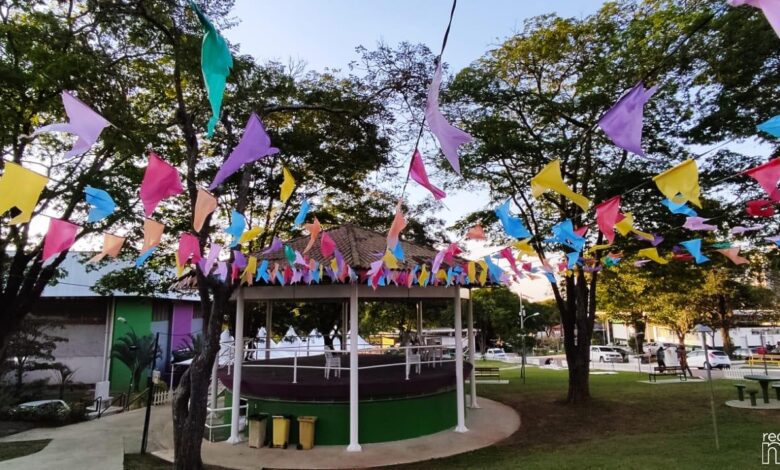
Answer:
193 188 217 232
141 219 164 252
386 200 407 249
303 217 321 253
466 224 486 240
715 248 749 265
89 234 126 263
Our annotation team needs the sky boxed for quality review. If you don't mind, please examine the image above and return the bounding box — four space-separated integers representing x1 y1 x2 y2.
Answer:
224 1 608 300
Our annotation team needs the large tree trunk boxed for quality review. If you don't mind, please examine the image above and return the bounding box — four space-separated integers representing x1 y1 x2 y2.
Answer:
632 316 646 354
558 270 595 404
717 295 733 354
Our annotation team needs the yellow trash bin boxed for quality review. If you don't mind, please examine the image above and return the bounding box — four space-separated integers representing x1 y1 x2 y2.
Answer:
271 415 291 449
297 416 317 450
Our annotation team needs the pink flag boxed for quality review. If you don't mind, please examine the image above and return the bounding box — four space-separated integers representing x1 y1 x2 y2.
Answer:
88 234 126 263
42 218 78 261
683 216 717 231
747 199 775 217
731 224 765 235
744 157 780 201
425 62 473 175
574 225 589 237
499 247 521 277
466 224 486 240
320 232 336 258
177 233 202 267
386 200 407 250
728 0 780 39
595 196 622 244
409 149 446 200
715 247 749 265
33 91 110 158
140 152 183 216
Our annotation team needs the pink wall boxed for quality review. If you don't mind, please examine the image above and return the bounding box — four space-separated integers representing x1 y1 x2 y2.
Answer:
171 302 194 351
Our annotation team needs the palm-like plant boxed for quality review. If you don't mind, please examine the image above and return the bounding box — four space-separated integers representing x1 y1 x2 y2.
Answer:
112 330 160 393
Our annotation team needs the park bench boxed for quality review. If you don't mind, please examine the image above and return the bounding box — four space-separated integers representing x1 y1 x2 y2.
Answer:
475 367 501 380
648 365 686 382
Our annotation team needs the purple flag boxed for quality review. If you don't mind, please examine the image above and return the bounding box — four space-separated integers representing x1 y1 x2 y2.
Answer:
198 242 222 274
262 236 283 255
34 91 110 159
598 82 658 156
425 62 472 175
209 113 279 190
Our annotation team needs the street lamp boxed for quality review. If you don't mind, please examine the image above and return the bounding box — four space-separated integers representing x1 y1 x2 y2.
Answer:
519 307 541 384
693 324 719 450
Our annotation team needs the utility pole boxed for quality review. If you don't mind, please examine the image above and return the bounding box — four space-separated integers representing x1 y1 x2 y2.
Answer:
141 332 160 454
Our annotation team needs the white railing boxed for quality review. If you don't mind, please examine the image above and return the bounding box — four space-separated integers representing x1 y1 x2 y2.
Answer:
152 387 170 406
205 398 247 442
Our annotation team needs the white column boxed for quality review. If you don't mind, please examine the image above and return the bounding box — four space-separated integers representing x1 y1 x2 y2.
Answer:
210 359 218 411
341 301 348 351
416 301 423 340
454 288 468 433
228 288 245 444
347 285 362 452
467 293 479 409
265 301 272 361
605 320 611 344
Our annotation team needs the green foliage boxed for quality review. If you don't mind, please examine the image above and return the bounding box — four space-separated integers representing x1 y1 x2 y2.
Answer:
111 330 160 393
1 318 67 390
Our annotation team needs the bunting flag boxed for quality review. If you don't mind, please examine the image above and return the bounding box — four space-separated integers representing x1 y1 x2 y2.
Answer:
304 217 321 253
262 236 283 255
140 152 184 216
637 247 668 264
188 0 233 137
467 261 476 282
209 113 279 189
757 115 780 138
409 149 446 199
746 199 775 217
661 199 697 217
598 82 658 156
499 247 521 277
595 196 621 244
634 259 652 268
225 210 246 247
614 212 654 240
320 232 336 258
215 261 228 281
88 233 126 263
238 226 261 245
176 233 202 276
766 235 780 246
242 256 258 285
513 238 536 257
483 256 505 284
680 239 710 264
280 166 295 203
545 219 585 252
418 264 430 287
84 186 116 223
294 200 310 226
744 158 780 201
382 249 399 269
495 200 531 239
731 224 765 235
136 219 164 267
391 240 405 261
425 62 473 175
715 247 749 265
0 162 49 224
256 259 270 282
652 159 701 208
42 218 79 262
32 91 110 158
198 242 222 274
683 216 717 231
387 200 407 250
193 189 218 232
566 252 580 270
531 159 590 211
728 0 780 38
466 224 486 240
476 260 488 285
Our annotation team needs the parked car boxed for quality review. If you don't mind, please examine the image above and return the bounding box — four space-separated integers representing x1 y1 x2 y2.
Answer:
686 349 731 369
590 346 623 363
606 345 632 362
16 399 71 412
484 348 507 360
732 347 760 359
642 341 677 355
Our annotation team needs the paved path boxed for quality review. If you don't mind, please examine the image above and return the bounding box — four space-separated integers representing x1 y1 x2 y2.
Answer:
0 408 166 470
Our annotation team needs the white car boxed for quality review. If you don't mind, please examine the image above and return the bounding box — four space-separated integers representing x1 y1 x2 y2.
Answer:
643 341 678 355
686 349 731 369
590 346 623 363
484 348 507 360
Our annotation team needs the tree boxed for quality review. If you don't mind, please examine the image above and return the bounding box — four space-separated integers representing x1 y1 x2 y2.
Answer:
598 264 653 353
50 362 77 400
1 318 66 391
111 330 160 393
472 288 520 353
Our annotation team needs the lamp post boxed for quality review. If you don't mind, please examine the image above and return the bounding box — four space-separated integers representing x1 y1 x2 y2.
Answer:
693 324 719 450
519 307 541 384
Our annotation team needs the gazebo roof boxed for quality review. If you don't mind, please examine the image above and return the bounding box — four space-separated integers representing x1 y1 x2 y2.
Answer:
255 223 463 271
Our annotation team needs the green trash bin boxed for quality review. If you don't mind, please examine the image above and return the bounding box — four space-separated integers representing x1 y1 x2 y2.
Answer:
297 416 317 450
248 413 269 448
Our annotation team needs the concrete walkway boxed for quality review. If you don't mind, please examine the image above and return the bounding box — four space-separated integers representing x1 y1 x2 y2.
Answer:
152 397 520 469
0 408 166 470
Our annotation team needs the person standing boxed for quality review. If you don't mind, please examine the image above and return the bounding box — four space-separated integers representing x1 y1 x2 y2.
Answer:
656 345 666 372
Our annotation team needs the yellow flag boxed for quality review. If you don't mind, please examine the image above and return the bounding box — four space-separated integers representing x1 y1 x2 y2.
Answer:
467 261 476 283
652 159 701 208
242 256 258 285
239 226 262 245
513 238 536 256
418 265 429 285
382 249 399 269
637 247 668 264
0 162 48 224
280 166 295 203
615 213 654 240
586 243 612 254
175 252 184 277
530 159 590 211
193 188 217 232
477 260 488 285
436 269 447 281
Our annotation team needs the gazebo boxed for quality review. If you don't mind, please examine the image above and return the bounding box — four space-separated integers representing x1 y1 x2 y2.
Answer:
220 223 483 451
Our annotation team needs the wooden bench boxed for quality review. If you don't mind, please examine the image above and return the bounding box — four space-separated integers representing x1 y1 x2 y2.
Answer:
475 367 501 380
648 366 686 382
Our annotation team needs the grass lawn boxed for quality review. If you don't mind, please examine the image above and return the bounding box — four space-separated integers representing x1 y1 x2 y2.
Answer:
0 439 51 462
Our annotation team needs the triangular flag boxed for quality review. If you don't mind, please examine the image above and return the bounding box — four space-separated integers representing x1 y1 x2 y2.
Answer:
425 62 472 175
177 233 203 270
188 0 233 137
715 247 749 265
89 234 126 263
466 224 486 240
294 200 310 226
477 260 488 286
242 256 258 285
653 159 701 208
225 210 246 247
84 186 116 223
746 199 775 217
637 247 668 264
238 227 261 245
193 189 218 232
531 159 590 211
304 217 321 253
744 158 780 201
136 219 164 267
262 237 283 255
280 166 295 203
409 149 446 199
387 200 407 250
680 239 710 264
0 162 48 224
757 115 780 138
598 82 657 156
661 199 697 217
595 196 621 244
42 218 78 262
209 113 279 189
495 200 531 239
382 249 399 269
140 152 183 216
614 212 654 240
683 216 717 231
198 242 222 274
513 238 536 256
320 232 336 258
32 91 110 158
